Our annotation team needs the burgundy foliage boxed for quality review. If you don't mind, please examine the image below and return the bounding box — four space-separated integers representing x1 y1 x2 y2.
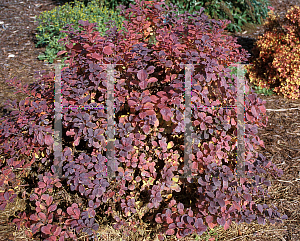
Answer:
0 0 287 240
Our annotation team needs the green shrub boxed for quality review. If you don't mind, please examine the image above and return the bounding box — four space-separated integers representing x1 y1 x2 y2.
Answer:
35 0 128 64
162 0 273 33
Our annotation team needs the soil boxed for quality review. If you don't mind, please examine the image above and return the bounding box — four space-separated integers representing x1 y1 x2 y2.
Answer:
0 0 299 240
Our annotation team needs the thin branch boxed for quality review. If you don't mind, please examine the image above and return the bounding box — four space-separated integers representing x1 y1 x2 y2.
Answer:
228 229 288 241
266 107 300 112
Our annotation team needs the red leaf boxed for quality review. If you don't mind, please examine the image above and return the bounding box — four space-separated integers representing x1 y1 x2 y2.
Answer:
66 130 75 136
208 221 217 229
137 69 148 81
65 43 73 50
41 224 52 235
165 209 172 217
103 46 113 55
200 122 206 130
144 103 154 110
139 80 148 89
169 199 176 207
217 217 226 226
73 208 80 219
233 201 241 211
166 217 173 224
257 204 263 213
145 109 155 116
148 77 158 83
66 207 73 216
148 202 154 209
216 150 223 159
259 105 266 114
142 124 150 134
29 214 39 221
38 212 47 221
41 194 49 201
150 95 159 102
158 234 164 241
48 204 57 213
251 106 257 117
53 226 62 236
206 215 213 223
4 192 9 200
57 50 67 56
160 107 172 121
155 216 162 223
224 219 231 230
158 140 167 149
38 182 46 189
57 208 62 215
128 100 136 108
71 203 78 209
74 137 80 146
91 52 103 61
243 194 252 201
166 228 175 235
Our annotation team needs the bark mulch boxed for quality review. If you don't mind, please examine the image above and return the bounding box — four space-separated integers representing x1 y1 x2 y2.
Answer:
0 0 299 240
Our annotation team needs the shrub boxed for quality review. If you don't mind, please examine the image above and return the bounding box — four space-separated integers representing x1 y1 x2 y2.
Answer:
35 0 129 64
245 6 300 99
1 0 287 240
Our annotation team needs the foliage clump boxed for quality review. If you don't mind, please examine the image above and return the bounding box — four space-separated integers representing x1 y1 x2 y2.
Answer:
0 0 287 240
246 6 300 99
101 0 274 33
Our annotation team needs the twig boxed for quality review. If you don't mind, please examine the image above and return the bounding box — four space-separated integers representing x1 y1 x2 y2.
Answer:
277 143 300 151
266 107 300 112
228 229 288 240
287 131 300 136
275 179 300 184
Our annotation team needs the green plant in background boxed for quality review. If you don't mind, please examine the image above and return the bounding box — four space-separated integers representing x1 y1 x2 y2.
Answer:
192 225 220 240
35 0 129 64
252 85 275 95
162 0 273 33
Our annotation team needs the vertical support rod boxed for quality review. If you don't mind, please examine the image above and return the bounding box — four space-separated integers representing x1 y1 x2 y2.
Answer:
53 60 63 178
106 64 117 179
236 64 246 178
183 64 194 180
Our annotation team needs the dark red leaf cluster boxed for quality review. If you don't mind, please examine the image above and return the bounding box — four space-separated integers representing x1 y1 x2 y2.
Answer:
0 0 288 240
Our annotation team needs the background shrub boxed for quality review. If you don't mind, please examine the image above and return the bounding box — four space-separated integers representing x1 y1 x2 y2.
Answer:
1 0 287 240
245 6 300 99
163 0 273 33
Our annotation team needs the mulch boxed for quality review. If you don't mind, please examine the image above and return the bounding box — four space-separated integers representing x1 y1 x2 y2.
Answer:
0 0 299 240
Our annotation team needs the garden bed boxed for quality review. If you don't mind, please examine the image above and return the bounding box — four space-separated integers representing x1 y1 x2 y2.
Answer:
0 0 299 240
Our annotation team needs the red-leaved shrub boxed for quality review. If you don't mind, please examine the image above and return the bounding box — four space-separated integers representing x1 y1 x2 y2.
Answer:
0 0 287 240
